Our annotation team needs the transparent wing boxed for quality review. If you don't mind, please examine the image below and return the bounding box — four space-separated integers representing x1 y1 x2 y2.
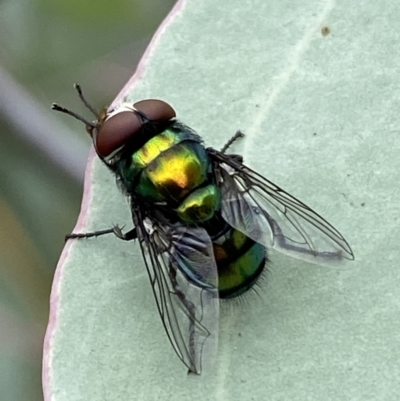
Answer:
209 149 354 266
131 204 219 374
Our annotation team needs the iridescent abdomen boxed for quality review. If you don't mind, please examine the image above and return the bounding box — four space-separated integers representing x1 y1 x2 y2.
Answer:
212 226 266 298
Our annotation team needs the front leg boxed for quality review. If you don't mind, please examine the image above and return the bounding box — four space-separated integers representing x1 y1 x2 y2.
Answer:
66 225 137 242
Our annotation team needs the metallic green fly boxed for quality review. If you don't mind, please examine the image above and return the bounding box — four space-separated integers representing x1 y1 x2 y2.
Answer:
53 85 354 374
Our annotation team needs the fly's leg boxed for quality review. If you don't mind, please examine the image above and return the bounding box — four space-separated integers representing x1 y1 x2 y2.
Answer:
66 225 137 242
66 228 115 240
111 226 137 241
220 130 245 154
168 265 199 375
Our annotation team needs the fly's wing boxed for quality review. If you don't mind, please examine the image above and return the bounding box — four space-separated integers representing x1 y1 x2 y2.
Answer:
209 149 354 266
131 204 219 374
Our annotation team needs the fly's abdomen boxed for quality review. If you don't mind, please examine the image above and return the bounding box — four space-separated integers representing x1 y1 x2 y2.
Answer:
213 227 266 299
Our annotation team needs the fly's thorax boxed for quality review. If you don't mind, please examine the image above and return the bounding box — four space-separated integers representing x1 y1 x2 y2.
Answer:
211 225 266 299
114 122 220 224
115 127 184 193
135 137 209 203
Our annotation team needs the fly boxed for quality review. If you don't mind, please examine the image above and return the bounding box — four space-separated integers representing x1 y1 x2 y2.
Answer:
52 84 354 375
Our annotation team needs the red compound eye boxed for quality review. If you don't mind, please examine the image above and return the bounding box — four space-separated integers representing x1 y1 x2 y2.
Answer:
133 99 176 122
95 99 176 158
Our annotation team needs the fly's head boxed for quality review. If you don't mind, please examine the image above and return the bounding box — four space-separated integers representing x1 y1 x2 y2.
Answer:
52 84 176 169
92 99 176 167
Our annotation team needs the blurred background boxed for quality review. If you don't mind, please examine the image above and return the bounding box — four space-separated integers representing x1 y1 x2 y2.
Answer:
0 0 176 399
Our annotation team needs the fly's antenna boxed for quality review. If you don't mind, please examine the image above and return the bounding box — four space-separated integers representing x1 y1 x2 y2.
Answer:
51 83 98 129
74 83 98 117
51 103 96 128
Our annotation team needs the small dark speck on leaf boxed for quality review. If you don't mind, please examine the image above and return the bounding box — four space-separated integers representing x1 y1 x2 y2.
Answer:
340 192 355 207
361 202 365 207
321 26 330 36
313 132 317 136
238 332 241 337
255 104 259 108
